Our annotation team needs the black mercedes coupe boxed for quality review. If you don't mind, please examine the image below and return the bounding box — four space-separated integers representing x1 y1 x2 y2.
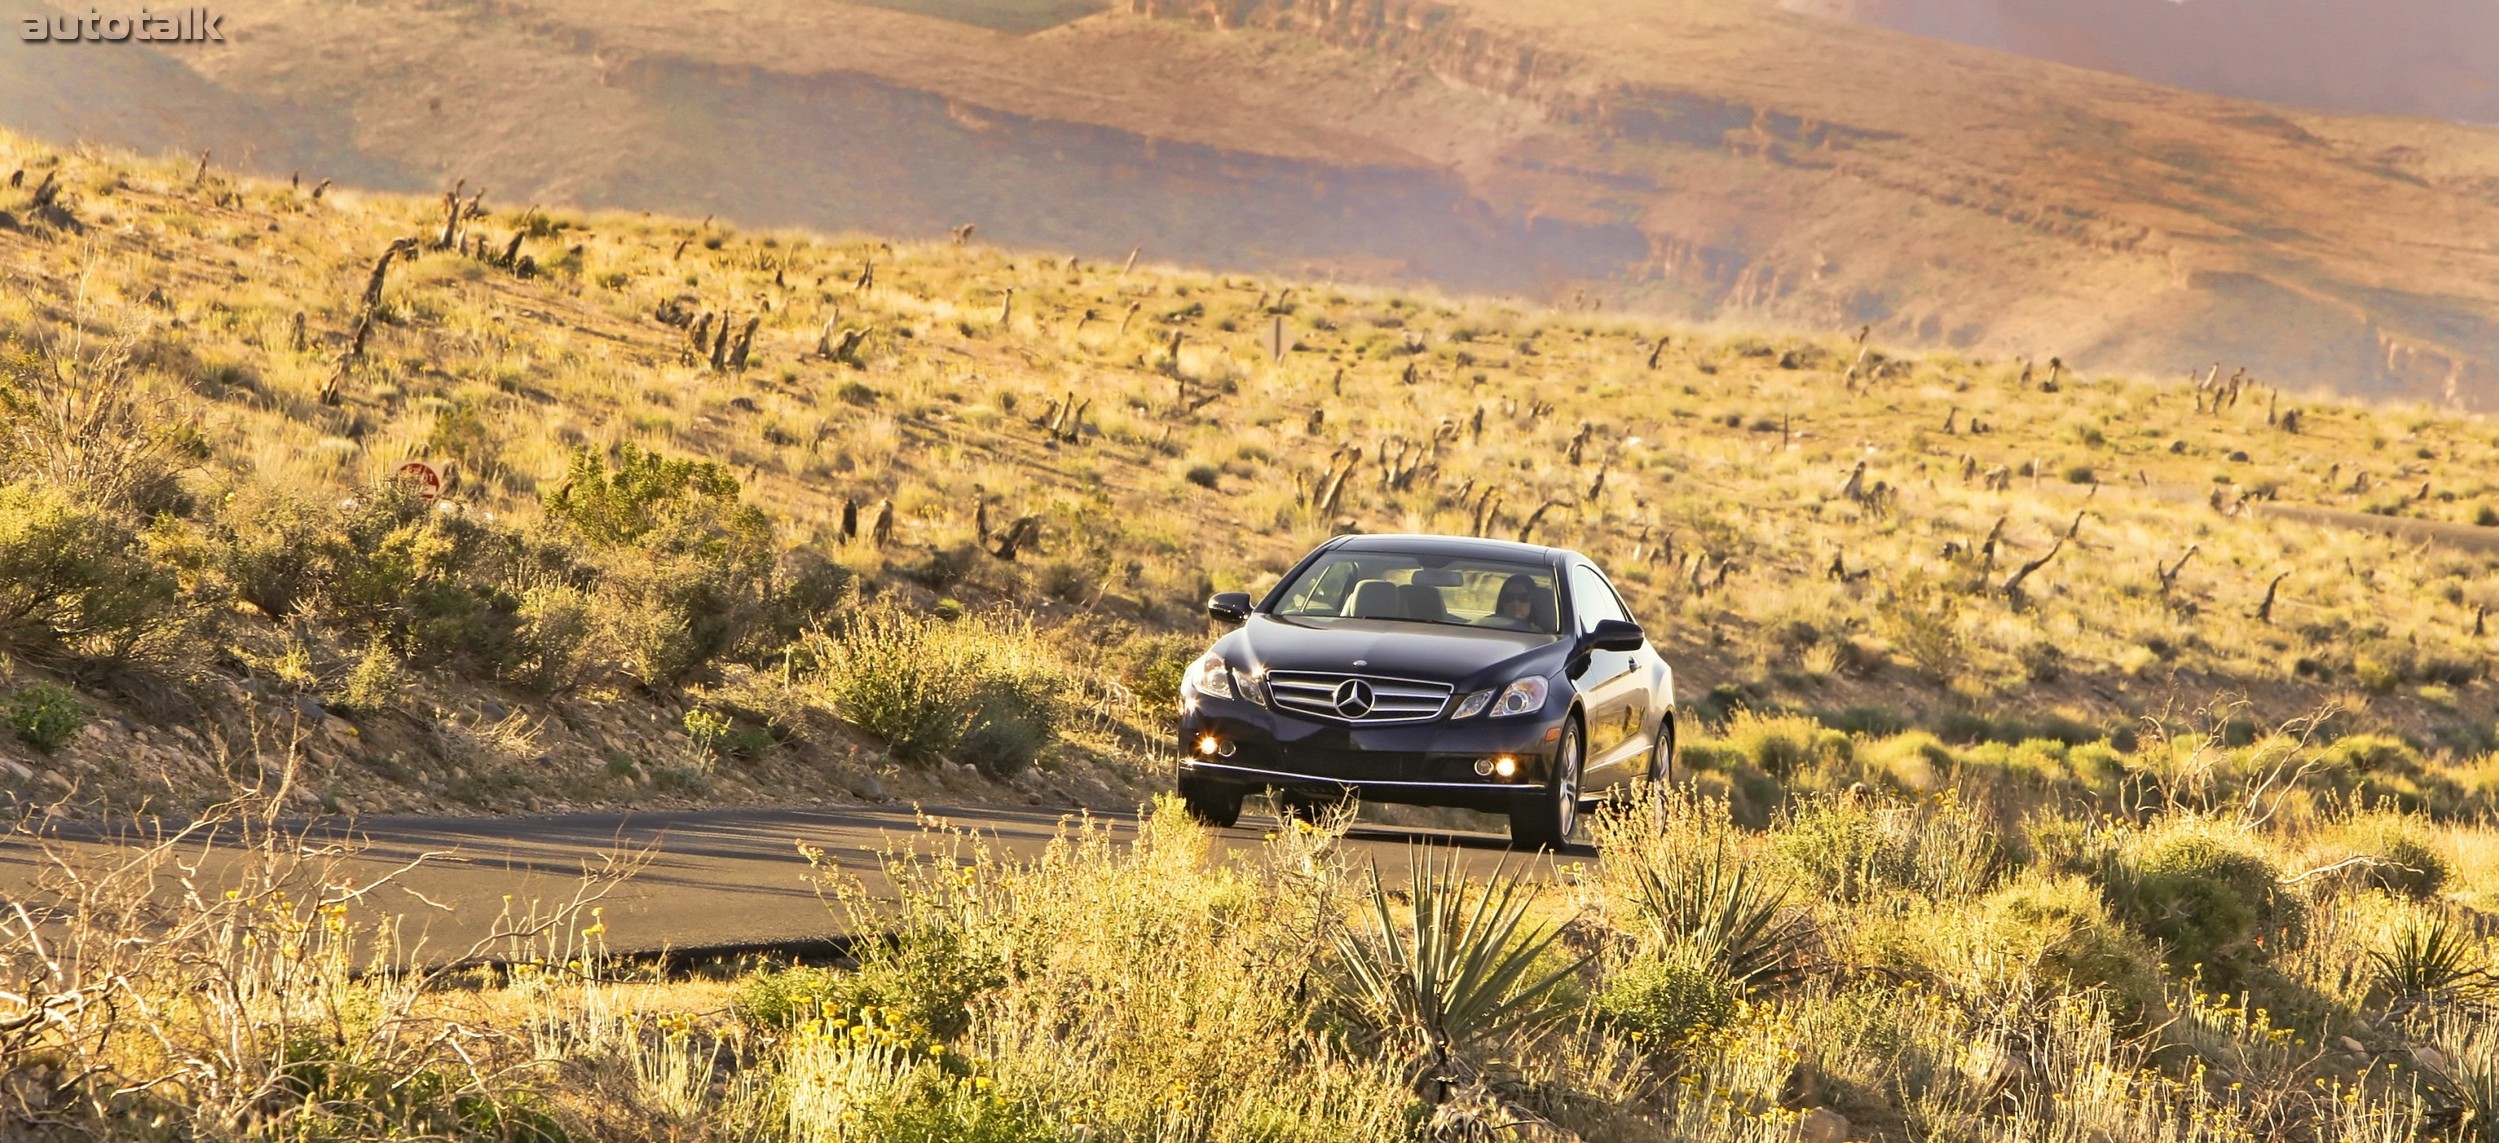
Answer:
1175 534 1677 848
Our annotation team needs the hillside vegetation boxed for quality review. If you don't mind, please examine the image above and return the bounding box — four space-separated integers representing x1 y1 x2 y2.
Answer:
3 128 2497 822
6 132 2499 1141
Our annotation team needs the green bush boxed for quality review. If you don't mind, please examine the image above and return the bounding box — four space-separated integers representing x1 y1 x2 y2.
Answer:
843 926 1005 1042
541 443 769 562
5 682 84 753
2314 814 2450 901
1774 792 2000 904
500 581 597 694
543 445 775 684
2106 820 2302 981
1978 874 2166 1021
1860 730 1954 793
1718 711 1841 778
2321 734 2422 776
247 479 534 666
1114 631 1199 712
272 1036 570 1142
810 605 1062 776
1593 944 1741 1049
685 706 775 761
732 963 849 1028
0 481 190 664
334 638 401 714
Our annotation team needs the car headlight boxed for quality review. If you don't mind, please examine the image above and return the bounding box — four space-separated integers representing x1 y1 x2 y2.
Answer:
1488 677 1549 718
1184 654 1235 701
1237 670 1269 707
1452 689 1494 719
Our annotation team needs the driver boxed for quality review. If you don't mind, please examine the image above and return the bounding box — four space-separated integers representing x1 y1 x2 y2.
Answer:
1495 574 1542 625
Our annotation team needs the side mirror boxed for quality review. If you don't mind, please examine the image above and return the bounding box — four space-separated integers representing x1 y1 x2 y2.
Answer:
1207 592 1253 625
1586 618 1645 652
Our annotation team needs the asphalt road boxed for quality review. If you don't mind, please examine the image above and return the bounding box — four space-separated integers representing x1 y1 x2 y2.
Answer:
0 802 1550 964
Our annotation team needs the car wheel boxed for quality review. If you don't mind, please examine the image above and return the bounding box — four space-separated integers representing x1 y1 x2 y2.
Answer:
1177 778 1243 828
1641 724 1673 826
1509 720 1582 851
1606 725 1672 826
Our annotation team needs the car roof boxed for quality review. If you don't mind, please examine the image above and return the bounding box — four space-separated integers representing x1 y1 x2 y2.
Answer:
1325 533 1580 566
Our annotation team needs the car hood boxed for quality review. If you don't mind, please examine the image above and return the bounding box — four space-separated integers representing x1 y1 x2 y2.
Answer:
1221 613 1566 688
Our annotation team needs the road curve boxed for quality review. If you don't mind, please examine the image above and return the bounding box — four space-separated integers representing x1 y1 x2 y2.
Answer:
0 802 1564 963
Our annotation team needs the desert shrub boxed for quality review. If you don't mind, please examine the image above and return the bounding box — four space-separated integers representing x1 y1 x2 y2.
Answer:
0 480 191 665
1593 943 1741 1050
499 580 597 695
5 681 84 753
2321 734 2423 776
1975 874 2166 1020
684 706 774 761
0 345 196 518
270 1040 569 1142
808 605 1062 775
218 489 330 619
1111 630 1199 712
2105 819 2303 981
2312 813 2450 900
542 445 776 684
732 964 849 1028
1861 730 1955 793
910 543 981 591
1819 704 1907 737
1774 791 2000 904
542 443 769 561
769 1014 1052 1143
333 638 401 714
594 552 770 686
255 478 537 666
1719 710 1841 778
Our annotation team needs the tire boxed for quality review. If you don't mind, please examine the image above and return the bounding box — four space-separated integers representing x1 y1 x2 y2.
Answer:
1509 719 1583 851
1178 778 1243 828
1606 722 1672 826
1639 720 1674 827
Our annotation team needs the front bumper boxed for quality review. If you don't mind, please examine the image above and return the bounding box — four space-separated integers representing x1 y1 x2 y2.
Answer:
1177 696 1563 812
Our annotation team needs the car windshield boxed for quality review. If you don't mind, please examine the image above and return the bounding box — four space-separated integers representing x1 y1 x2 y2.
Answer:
1269 552 1562 634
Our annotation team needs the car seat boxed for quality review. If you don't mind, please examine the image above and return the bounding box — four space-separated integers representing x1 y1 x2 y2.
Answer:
1345 579 1404 619
1399 582 1448 622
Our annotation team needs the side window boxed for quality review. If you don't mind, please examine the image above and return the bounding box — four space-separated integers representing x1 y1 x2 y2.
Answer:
1567 565 1628 632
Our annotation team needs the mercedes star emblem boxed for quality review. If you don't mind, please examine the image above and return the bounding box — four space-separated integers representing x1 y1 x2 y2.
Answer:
1332 678 1376 718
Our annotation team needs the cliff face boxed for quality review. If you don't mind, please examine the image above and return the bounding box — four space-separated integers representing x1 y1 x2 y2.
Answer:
1787 0 2499 124
1126 0 1580 108
1120 0 2499 405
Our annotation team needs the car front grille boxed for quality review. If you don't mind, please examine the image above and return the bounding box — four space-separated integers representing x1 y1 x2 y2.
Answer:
1263 671 1453 724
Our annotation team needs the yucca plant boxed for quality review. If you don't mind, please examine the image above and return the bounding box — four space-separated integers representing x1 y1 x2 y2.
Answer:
1333 845 1585 1057
2419 1010 2499 1141
2370 914 2495 1010
1626 839 1813 991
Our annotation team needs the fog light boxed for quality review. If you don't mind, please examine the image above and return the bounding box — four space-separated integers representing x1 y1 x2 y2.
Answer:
1472 757 1495 776
1493 755 1520 780
1197 735 1222 757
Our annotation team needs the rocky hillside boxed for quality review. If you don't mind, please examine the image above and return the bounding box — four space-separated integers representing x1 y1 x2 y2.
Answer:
12 0 2499 402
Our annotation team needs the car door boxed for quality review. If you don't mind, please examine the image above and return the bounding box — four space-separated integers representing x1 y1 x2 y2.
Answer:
1565 564 1648 788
